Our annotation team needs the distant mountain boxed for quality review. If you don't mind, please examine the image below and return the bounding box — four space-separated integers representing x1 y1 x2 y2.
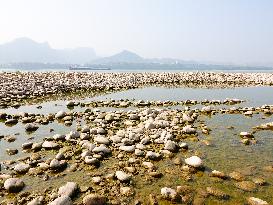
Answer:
0 37 96 64
92 50 144 64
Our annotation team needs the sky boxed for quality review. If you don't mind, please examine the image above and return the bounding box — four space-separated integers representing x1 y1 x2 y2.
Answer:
0 0 273 66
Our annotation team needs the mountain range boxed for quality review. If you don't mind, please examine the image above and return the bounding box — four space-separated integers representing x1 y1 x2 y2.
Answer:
0 38 272 69
0 38 96 64
0 38 192 65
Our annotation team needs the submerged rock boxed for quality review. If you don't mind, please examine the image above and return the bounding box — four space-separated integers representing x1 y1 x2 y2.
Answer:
247 197 268 205
235 181 257 192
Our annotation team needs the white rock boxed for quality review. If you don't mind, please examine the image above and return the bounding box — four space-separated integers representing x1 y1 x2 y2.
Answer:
58 182 78 197
4 178 25 192
48 196 72 205
161 187 177 199
55 111 66 119
247 197 268 205
115 171 131 182
185 156 203 168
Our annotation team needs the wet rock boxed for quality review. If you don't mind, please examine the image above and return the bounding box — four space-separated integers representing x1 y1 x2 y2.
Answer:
182 125 196 134
229 171 245 181
206 187 229 199
32 142 43 151
120 186 133 196
185 156 203 168
97 127 107 135
92 145 111 154
240 132 253 138
146 151 162 160
252 177 266 186
48 196 73 205
42 141 59 149
161 187 177 200
4 178 25 192
164 140 178 152
66 101 75 107
83 194 107 205
210 170 226 179
66 131 80 140
14 163 30 174
55 111 66 119
119 145 135 153
25 123 39 132
6 148 18 155
22 142 33 149
235 181 257 192
5 119 18 125
115 171 131 182
94 136 110 145
50 159 67 170
27 196 44 205
58 182 78 197
85 156 99 165
247 197 268 205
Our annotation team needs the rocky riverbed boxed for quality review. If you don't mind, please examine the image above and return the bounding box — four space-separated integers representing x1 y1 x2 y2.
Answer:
0 72 273 205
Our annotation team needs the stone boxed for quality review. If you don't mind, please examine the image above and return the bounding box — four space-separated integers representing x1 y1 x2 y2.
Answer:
50 159 67 170
4 178 25 192
14 163 30 173
161 187 177 200
83 194 107 205
48 196 73 205
145 122 155 129
92 145 111 154
25 123 39 132
42 141 59 149
115 171 131 182
182 125 196 134
206 187 229 199
85 156 99 165
27 196 44 205
185 156 203 168
55 111 66 119
22 142 33 149
164 140 178 152
58 182 78 197
235 181 257 192
97 127 107 135
229 171 245 181
53 134 66 140
119 145 135 153
6 148 18 155
146 151 162 160
94 136 110 145
120 186 132 195
247 197 268 205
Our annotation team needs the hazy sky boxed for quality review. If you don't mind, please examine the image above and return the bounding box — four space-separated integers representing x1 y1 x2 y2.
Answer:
0 0 273 65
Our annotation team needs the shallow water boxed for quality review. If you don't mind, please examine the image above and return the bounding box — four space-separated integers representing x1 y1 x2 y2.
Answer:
1 86 273 204
2 86 273 115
